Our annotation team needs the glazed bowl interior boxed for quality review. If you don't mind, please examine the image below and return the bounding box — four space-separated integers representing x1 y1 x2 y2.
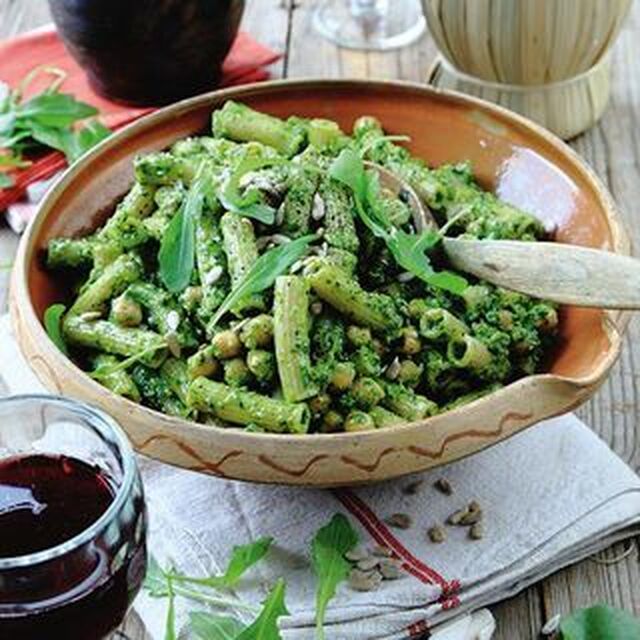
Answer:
13 79 628 486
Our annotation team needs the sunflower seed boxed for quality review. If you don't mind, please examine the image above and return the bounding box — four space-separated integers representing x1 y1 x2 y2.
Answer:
459 501 483 526
541 614 561 636
385 513 412 529
79 311 102 322
271 233 292 245
447 509 467 526
428 525 447 544
345 547 369 562
379 558 404 580
256 236 272 250
203 265 224 286
290 259 304 274
397 271 415 283
371 545 394 558
402 478 424 495
348 568 382 592
275 203 285 226
166 310 180 332
311 192 326 220
434 478 453 495
165 331 181 358
385 357 401 380
310 301 323 315
469 522 484 540
357 557 380 572
316 226 325 237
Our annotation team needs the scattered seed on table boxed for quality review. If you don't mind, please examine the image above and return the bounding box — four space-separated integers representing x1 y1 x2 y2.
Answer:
434 478 453 495
345 547 369 562
447 508 467 526
357 556 380 572
459 502 483 526
371 544 394 558
385 512 412 529
469 522 484 540
428 525 447 544
379 558 404 580
402 478 424 495
348 568 383 592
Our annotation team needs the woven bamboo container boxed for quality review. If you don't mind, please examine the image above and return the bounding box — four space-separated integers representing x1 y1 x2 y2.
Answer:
422 0 632 139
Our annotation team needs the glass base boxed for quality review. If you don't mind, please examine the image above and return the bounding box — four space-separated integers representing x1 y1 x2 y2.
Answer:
313 0 426 51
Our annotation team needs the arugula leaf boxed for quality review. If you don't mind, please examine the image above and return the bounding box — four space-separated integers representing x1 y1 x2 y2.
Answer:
387 230 468 295
190 612 244 640
236 578 289 640
210 234 316 329
19 92 97 128
560 604 640 640
329 149 467 295
172 537 273 590
311 513 359 639
43 303 68 355
219 155 286 224
28 120 111 164
204 537 273 589
159 177 206 292
0 172 14 189
165 576 177 640
68 120 111 161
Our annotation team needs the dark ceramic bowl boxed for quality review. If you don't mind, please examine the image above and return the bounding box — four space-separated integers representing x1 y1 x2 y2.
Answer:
48 0 245 105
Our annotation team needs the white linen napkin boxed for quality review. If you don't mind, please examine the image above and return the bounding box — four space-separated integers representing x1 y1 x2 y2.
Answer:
1 313 639 639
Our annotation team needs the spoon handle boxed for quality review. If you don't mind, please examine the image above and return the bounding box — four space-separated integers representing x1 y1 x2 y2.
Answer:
443 238 640 309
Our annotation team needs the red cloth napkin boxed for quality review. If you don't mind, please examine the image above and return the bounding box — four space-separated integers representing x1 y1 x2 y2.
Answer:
0 26 281 212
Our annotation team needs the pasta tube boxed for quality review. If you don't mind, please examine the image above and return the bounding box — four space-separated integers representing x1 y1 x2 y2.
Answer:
273 276 317 402
187 377 310 434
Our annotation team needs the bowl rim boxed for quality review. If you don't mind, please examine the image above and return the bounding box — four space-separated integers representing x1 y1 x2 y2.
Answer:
11 77 630 448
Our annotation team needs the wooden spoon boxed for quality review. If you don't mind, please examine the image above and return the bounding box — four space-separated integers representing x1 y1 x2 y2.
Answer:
368 162 640 309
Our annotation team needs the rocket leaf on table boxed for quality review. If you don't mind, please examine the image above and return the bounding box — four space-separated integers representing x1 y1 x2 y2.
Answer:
236 578 288 640
559 604 640 640
311 513 359 640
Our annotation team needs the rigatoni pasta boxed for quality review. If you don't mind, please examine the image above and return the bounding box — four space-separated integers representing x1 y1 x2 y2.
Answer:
44 101 558 434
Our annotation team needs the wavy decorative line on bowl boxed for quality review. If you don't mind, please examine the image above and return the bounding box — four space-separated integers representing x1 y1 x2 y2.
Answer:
408 411 533 460
132 433 243 476
340 447 397 472
257 453 330 477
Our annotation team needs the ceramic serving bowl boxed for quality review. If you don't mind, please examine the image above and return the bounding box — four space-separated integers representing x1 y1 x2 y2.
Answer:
10 79 629 486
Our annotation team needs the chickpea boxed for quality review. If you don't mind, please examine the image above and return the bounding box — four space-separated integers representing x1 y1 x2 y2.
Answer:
309 393 332 415
537 307 559 332
346 325 371 347
344 410 376 432
181 286 203 311
330 362 356 391
320 410 344 433
498 310 513 330
407 298 429 319
111 294 142 327
240 314 274 349
397 360 423 387
246 349 276 382
224 357 252 387
188 348 220 380
400 327 422 355
212 330 242 359
352 377 385 409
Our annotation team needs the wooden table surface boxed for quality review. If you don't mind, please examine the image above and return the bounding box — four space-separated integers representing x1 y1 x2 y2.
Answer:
2 1 640 638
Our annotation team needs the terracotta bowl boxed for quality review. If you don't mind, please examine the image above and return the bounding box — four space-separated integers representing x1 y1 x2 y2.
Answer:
10 79 629 486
